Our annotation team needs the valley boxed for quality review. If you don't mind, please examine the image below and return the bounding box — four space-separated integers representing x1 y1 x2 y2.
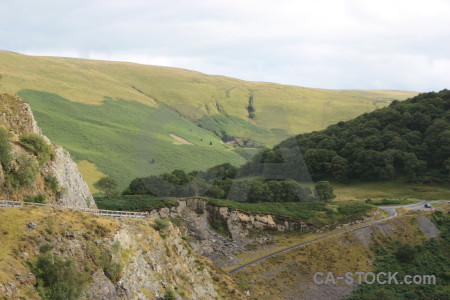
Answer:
0 50 417 188
0 52 448 300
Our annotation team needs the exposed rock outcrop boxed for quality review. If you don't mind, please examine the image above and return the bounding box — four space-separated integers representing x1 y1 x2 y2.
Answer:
0 206 245 299
0 93 95 208
50 147 95 208
147 198 381 267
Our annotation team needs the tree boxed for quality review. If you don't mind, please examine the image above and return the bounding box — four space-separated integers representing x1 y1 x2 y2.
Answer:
314 181 336 202
94 176 118 197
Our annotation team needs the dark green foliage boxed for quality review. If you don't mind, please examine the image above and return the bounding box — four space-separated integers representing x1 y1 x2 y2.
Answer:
24 193 47 204
94 176 119 197
395 243 417 262
94 195 177 211
345 212 450 300
125 161 315 203
0 127 11 170
30 253 87 300
243 90 450 181
315 181 336 202
247 95 255 118
19 133 54 165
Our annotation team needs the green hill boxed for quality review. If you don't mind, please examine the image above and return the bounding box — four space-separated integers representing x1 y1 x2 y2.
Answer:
0 50 418 188
241 90 450 181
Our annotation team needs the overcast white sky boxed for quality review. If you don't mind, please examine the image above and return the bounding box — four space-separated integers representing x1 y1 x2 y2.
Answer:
1 0 450 91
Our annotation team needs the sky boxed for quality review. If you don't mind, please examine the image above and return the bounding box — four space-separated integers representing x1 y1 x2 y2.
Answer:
1 0 450 91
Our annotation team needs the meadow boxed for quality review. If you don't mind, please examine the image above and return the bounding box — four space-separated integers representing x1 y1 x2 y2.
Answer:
19 90 247 188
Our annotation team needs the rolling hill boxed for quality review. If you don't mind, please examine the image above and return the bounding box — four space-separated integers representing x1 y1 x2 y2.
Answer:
0 50 418 189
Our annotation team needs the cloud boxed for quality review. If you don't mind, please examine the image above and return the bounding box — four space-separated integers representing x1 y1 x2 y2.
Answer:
1 0 450 91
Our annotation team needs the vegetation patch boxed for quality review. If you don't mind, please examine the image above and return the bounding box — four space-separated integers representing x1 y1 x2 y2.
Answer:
94 195 177 211
19 90 247 188
345 211 450 300
337 202 374 215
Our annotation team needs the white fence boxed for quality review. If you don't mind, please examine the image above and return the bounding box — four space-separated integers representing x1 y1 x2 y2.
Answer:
0 199 149 219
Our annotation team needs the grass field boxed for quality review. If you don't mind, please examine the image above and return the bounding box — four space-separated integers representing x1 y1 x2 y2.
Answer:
19 90 247 188
0 50 418 189
332 179 450 201
0 50 417 138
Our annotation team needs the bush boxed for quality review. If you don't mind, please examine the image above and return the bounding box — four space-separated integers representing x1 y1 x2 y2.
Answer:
153 218 170 231
11 153 38 187
45 175 60 194
0 127 11 170
25 193 47 204
395 243 417 262
30 253 87 300
19 133 54 165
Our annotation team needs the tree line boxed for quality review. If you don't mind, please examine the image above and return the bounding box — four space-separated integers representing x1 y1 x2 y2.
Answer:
241 90 450 181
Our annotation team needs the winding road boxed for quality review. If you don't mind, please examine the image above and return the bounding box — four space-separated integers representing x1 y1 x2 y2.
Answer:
228 200 448 274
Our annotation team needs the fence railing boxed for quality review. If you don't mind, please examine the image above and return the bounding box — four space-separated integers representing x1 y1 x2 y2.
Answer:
0 199 150 219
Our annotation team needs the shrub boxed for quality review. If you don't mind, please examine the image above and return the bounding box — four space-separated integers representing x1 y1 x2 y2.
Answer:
395 243 417 262
45 175 60 194
39 243 53 253
11 153 38 187
25 193 47 204
153 218 170 231
19 133 54 165
0 127 11 170
30 253 87 300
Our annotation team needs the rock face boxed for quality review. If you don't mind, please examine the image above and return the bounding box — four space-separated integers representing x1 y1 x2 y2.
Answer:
50 147 95 208
0 207 245 299
0 93 95 208
148 198 380 267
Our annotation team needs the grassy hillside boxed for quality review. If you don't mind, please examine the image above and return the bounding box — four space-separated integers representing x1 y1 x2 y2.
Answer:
18 90 246 188
0 50 418 188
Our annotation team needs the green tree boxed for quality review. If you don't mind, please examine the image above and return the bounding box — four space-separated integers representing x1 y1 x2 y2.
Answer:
314 181 336 202
94 176 118 197
247 181 273 203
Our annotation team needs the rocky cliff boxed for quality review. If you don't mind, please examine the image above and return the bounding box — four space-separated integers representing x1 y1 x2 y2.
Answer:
0 206 245 299
0 93 95 208
147 198 382 267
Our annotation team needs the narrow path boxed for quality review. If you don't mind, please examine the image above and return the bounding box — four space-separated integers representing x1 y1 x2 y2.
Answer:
228 200 447 274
